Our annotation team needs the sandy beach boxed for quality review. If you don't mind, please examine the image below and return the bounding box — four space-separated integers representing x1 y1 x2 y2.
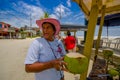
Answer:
0 38 35 80
0 38 93 80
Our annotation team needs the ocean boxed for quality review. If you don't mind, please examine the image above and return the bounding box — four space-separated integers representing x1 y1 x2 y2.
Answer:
61 26 120 38
76 26 120 37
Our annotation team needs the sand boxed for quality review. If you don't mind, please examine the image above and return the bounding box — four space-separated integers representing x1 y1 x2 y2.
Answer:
0 38 93 80
0 38 35 80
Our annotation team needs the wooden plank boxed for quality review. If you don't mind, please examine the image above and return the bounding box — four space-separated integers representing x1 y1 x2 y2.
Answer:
99 5 120 14
73 0 90 16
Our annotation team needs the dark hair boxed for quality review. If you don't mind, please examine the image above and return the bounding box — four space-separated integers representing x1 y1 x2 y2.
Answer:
67 30 71 36
42 22 56 34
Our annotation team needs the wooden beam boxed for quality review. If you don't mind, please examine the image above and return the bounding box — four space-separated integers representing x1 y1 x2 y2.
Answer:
99 5 120 14
73 0 90 16
92 0 102 6
105 5 120 13
79 0 90 16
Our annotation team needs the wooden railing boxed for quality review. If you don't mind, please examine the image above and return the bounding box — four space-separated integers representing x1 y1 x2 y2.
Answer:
102 38 120 50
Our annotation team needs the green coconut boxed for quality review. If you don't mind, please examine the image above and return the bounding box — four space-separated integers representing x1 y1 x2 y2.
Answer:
108 69 119 76
64 52 89 74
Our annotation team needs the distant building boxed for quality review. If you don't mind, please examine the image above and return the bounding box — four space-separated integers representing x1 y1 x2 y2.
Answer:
0 22 19 39
0 22 41 39
20 26 40 37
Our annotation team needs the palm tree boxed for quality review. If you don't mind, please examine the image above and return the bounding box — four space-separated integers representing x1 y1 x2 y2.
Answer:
40 12 49 20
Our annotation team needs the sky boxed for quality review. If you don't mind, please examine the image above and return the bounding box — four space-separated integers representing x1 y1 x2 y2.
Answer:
1 0 120 37
0 0 85 28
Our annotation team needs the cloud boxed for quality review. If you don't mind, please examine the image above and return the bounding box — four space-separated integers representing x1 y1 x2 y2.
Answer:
16 1 44 18
49 14 58 19
54 4 72 19
73 12 85 20
1 1 45 27
63 21 74 24
0 0 85 27
0 9 32 27
67 0 71 7
0 12 27 27
48 3 84 25
58 11 85 25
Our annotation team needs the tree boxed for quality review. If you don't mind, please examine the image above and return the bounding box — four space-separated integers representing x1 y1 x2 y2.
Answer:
40 12 49 20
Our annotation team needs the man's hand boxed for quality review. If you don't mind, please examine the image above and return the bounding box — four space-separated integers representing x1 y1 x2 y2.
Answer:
51 57 68 71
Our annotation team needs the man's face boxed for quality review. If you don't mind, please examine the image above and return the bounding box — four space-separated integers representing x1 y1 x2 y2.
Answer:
42 23 55 40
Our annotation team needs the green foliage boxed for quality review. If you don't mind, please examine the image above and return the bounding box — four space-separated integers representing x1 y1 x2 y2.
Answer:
44 12 49 18
108 68 119 76
115 64 120 75
103 49 113 59
20 28 24 32
36 30 42 36
40 12 49 20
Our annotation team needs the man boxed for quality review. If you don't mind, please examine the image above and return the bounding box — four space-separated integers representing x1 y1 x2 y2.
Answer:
24 18 67 80
64 30 76 52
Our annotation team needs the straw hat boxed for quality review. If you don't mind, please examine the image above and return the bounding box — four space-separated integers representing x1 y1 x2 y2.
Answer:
36 18 60 35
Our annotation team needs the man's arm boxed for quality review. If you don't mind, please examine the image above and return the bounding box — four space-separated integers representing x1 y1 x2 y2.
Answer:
25 57 66 73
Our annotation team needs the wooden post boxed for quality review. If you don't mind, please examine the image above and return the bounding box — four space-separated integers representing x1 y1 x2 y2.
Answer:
74 31 76 37
80 4 99 80
10 32 12 39
94 5 106 61
84 19 88 42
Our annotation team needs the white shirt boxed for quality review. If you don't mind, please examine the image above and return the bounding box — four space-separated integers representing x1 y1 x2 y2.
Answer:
24 38 66 80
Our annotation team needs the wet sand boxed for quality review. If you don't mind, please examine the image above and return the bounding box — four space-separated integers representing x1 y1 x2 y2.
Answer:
0 38 93 80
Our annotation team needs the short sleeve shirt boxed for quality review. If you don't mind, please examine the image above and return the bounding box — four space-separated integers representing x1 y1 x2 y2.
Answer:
24 38 66 80
64 36 76 50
